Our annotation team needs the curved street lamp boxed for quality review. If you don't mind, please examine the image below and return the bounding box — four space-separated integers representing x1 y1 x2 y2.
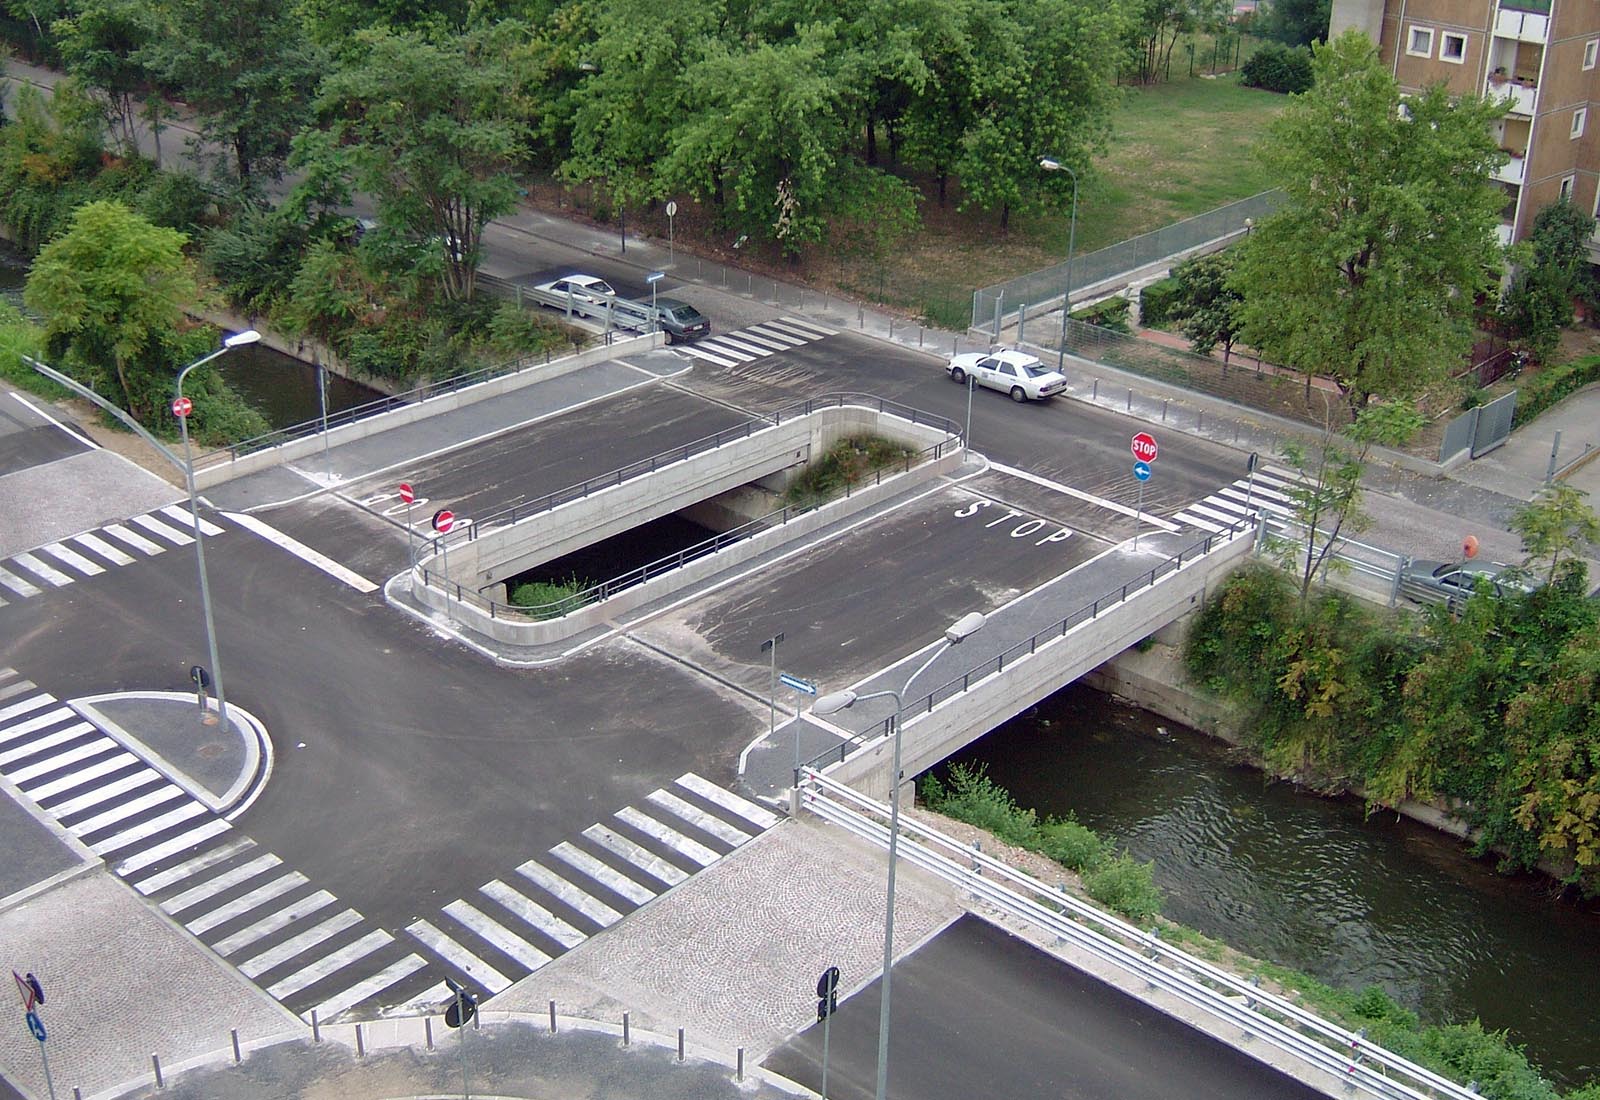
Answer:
1038 157 1079 372
814 610 986 1100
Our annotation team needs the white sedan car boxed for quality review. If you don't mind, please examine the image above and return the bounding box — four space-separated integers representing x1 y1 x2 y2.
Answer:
946 348 1068 402
534 274 618 305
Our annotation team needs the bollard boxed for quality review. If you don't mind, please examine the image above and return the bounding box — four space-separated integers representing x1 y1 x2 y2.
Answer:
549 999 557 1033
356 1023 365 1058
889 319 895 339
918 326 924 347
152 1054 163 1089
747 273 753 294
74 1089 82 1100
737 1047 745 1080
858 303 864 328
722 266 728 288
231 1028 241 1063
1162 399 1168 421
773 279 779 302
1091 378 1099 400
474 1006 481 1031
623 1012 630 1046
425 1017 434 1051
1127 388 1132 412
1198 409 1204 431
311 1010 321 1043
678 1027 685 1061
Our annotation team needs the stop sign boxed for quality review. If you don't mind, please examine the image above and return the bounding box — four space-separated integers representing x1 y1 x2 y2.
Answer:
1130 431 1158 463
398 482 414 504
171 396 193 418
432 509 454 533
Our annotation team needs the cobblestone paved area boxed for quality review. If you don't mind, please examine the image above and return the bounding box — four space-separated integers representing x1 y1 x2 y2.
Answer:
493 816 963 1059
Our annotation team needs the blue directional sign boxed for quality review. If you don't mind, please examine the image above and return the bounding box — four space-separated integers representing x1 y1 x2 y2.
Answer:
1132 460 1152 482
779 673 818 695
25 1011 44 1042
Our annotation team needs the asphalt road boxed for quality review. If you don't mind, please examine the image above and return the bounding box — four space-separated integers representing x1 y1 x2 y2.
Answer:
764 914 1330 1100
0 389 88 476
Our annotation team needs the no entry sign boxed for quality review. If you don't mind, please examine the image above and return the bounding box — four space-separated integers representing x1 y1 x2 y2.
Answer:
398 482 415 504
432 509 454 533
1130 431 1158 463
171 396 193 418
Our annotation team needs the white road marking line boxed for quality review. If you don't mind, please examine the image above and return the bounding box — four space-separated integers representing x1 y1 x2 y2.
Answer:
584 823 691 885
985 461 1182 532
70 532 135 566
130 513 193 546
116 819 232 876
8 737 119 783
90 800 207 854
707 335 773 358
615 807 719 866
239 909 363 976
0 722 95 767
0 706 79 745
549 842 655 905
302 954 428 1024
1172 511 1224 533
49 769 164 819
40 542 104 576
774 316 839 337
694 339 756 362
480 880 585 949
1188 502 1253 527
102 523 165 555
214 891 339 956
444 899 552 969
745 324 808 347
0 567 41 598
10 552 73 587
67 785 184 835
675 773 781 830
646 789 752 847
515 860 622 928
676 345 739 368
160 853 283 914
225 512 378 594
23 751 138 800
405 920 511 993
728 329 793 351
266 929 393 999
0 694 56 725
7 391 99 449
132 836 255 895
160 504 224 536
186 872 310 936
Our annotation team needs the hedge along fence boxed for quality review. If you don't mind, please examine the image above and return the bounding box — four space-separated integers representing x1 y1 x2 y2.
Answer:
1512 353 1600 428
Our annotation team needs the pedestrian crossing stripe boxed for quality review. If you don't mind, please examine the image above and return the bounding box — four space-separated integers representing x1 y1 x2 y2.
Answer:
1173 467 1306 533
674 315 838 370
0 666 784 1024
0 507 230 608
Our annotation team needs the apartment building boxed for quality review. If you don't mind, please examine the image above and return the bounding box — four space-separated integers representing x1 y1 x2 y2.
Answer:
1332 0 1600 256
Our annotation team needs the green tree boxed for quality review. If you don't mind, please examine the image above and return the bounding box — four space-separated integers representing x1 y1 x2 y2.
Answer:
303 26 524 300
1262 0 1329 47
1123 0 1191 84
52 0 155 155
1512 481 1600 586
1500 199 1595 362
1233 31 1506 413
22 198 201 422
1169 252 1243 361
142 0 324 186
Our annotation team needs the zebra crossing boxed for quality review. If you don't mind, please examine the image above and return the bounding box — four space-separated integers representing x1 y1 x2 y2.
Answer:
0 666 783 1021
1172 464 1303 533
0 504 225 608
673 316 839 369
402 773 782 996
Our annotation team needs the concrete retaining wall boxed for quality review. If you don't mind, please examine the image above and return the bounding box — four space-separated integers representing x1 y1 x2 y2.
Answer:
192 334 662 490
825 530 1256 799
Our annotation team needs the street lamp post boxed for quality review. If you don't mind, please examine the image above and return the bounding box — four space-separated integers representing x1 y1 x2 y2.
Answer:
814 610 986 1100
1038 157 1079 373
175 330 261 729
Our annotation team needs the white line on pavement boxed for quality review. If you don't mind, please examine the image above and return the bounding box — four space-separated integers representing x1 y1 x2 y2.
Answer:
8 391 99 450
986 461 1182 532
225 512 378 594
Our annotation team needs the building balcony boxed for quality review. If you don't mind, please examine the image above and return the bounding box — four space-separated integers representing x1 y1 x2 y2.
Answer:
1495 7 1549 41
1497 222 1515 247
1491 80 1538 116
1493 151 1526 184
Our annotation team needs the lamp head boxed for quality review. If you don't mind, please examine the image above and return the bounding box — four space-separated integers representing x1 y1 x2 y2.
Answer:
944 611 986 645
814 690 858 716
224 329 262 348
1038 157 1063 171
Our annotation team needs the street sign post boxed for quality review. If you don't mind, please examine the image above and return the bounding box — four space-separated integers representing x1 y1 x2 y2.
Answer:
13 971 55 1100
432 509 456 616
646 271 665 321
666 201 678 266
399 483 416 568
816 965 841 1100
1132 461 1151 482
170 396 192 418
761 633 786 768
779 673 818 695
1130 431 1158 463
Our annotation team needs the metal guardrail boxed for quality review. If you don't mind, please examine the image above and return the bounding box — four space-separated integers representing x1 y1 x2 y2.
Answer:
800 517 1256 776
798 770 1483 1100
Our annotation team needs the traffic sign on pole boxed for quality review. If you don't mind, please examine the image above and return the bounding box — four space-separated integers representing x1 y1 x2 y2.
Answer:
432 509 455 534
1132 460 1152 482
25 1011 43 1043
398 482 415 504
779 673 818 695
170 396 193 418
1130 431 1158 463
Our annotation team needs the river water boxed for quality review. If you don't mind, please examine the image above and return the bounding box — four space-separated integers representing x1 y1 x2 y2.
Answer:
942 683 1600 1087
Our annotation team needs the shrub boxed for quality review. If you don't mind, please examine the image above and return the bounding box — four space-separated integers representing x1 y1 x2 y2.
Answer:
1039 818 1104 871
920 764 1041 847
1138 277 1182 327
785 434 913 507
1513 353 1600 428
1071 295 1132 333
509 576 592 618
1240 42 1315 93
1082 852 1164 923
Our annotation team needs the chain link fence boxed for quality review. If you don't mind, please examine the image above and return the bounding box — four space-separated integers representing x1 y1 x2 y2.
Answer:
972 190 1286 331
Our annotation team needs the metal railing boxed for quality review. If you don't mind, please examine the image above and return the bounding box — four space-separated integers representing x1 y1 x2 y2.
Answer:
972 191 1285 330
800 517 1255 776
798 769 1484 1100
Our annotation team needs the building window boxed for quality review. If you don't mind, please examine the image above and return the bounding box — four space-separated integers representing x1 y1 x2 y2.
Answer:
1440 32 1468 64
1561 175 1576 202
1574 108 1588 139
1586 39 1599 71
1407 26 1434 57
